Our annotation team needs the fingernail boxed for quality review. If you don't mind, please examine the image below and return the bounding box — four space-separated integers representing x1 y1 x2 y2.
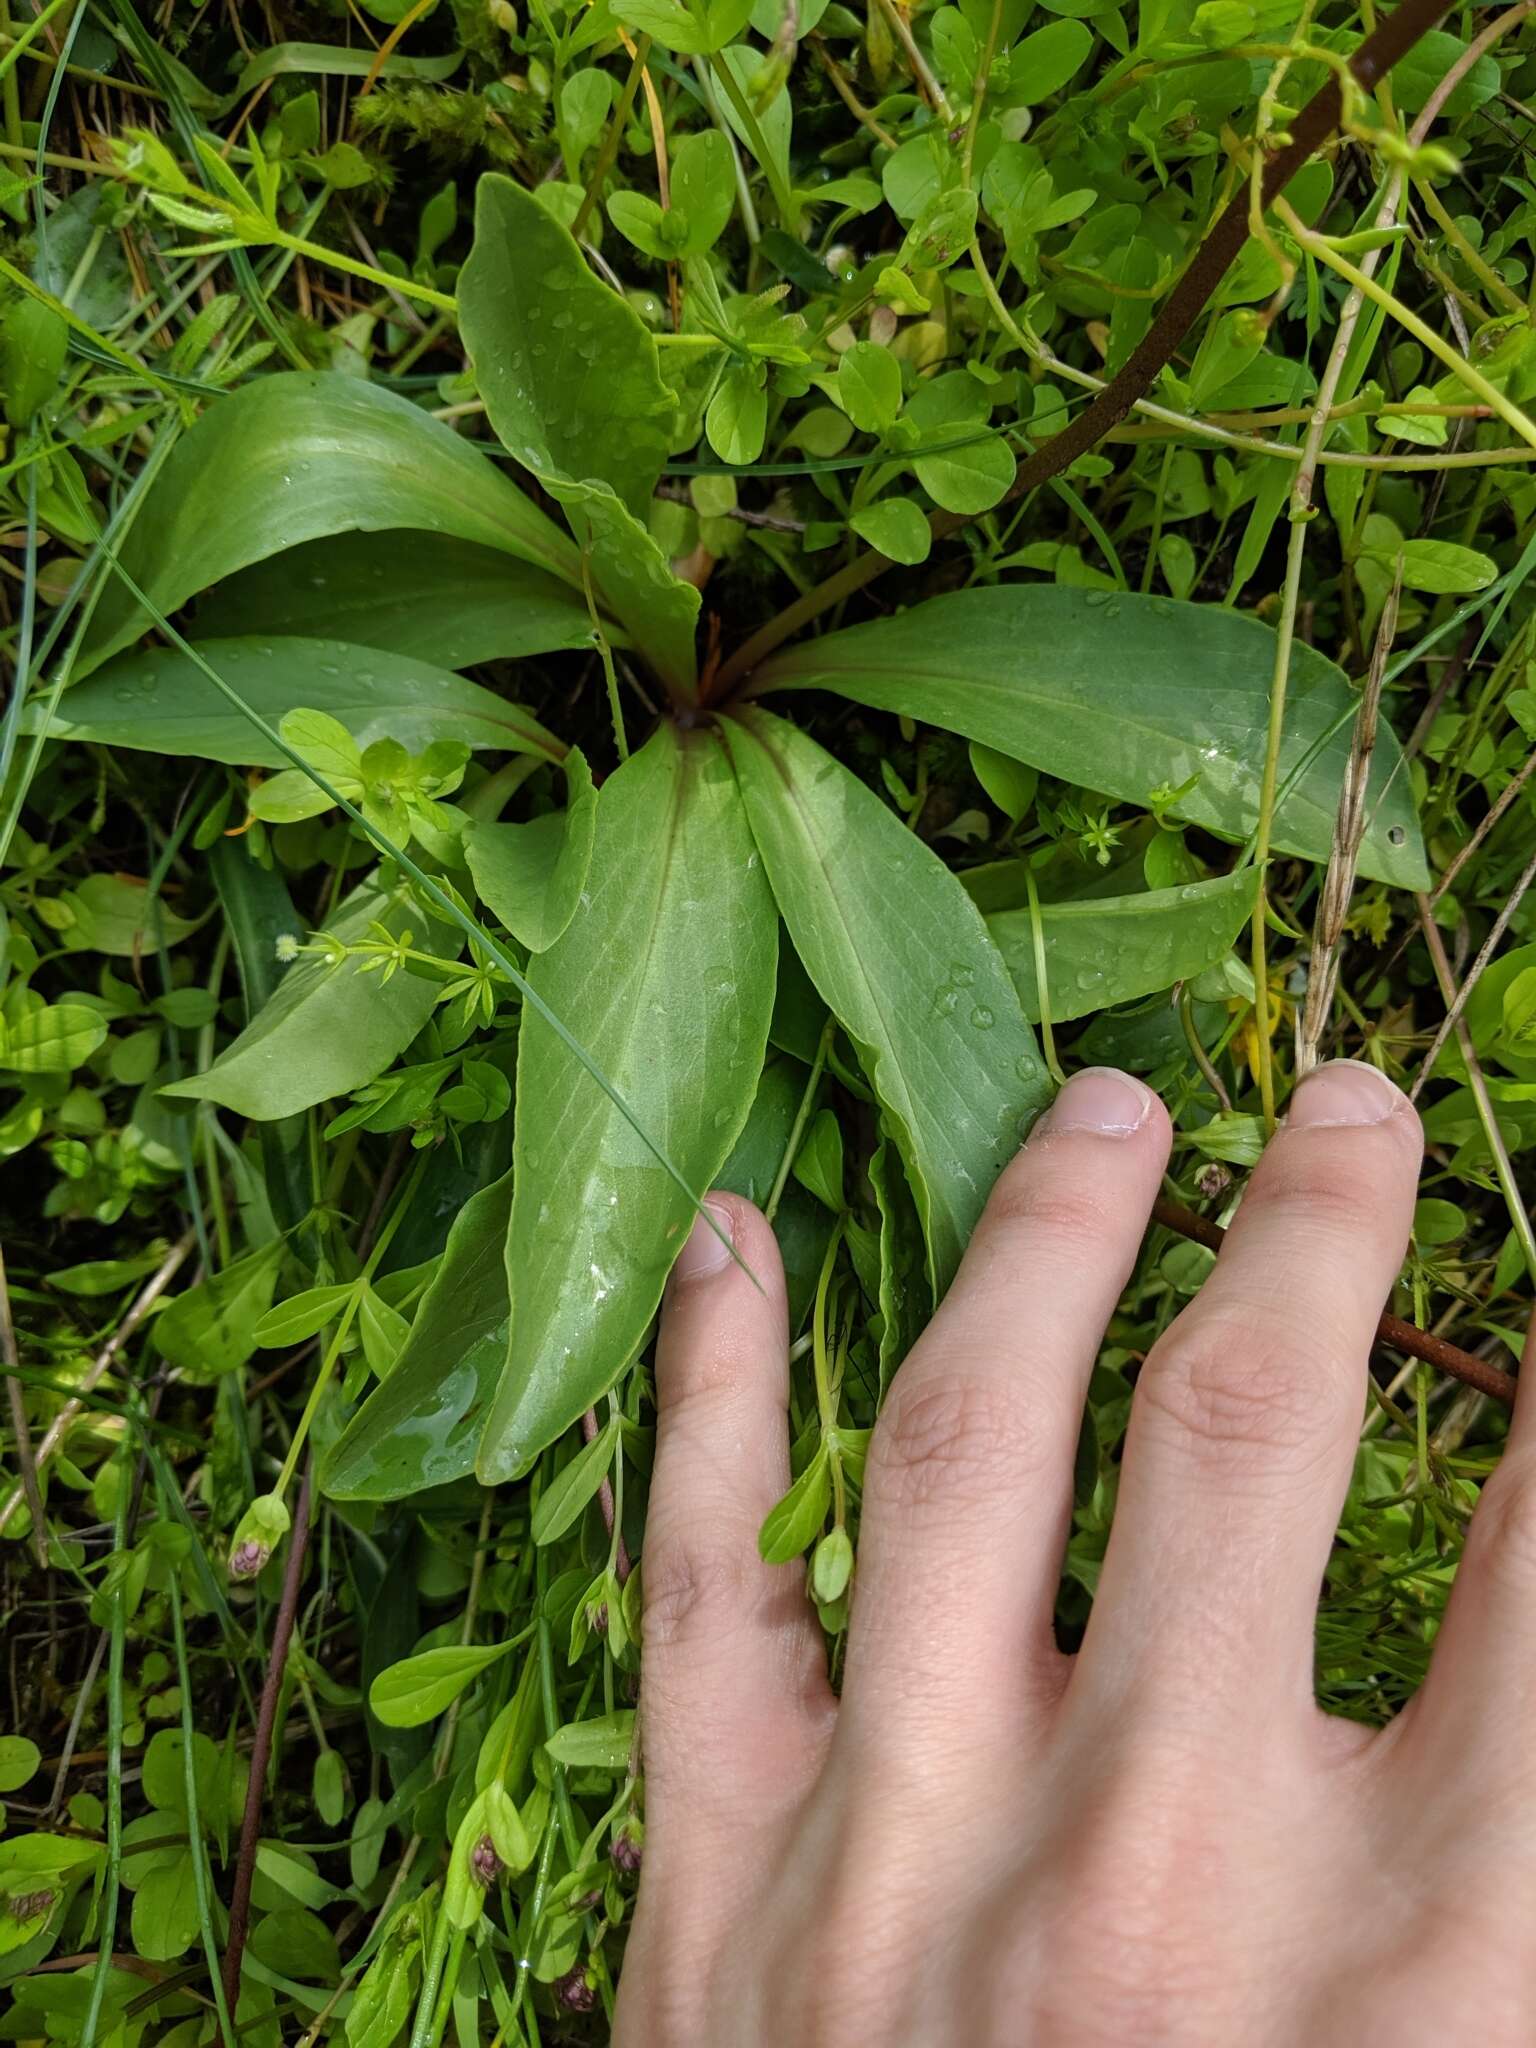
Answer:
1041 1067 1156 1137
674 1199 734 1282
1289 1059 1400 1128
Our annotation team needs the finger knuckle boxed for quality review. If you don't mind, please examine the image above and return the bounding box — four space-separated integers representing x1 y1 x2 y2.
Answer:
983 1162 1123 1254
1136 1315 1334 1464
641 1537 754 1653
868 1373 1038 1514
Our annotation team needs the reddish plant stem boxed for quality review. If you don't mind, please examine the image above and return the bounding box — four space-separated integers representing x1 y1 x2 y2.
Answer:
221 1462 313 2019
714 0 1456 694
581 1405 632 1582
1152 1197 1517 1405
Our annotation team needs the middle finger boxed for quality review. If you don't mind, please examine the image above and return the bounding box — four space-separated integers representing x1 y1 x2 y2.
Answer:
1075 1059 1422 1729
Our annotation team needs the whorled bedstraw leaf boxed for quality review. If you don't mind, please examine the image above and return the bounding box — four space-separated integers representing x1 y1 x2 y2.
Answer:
722 708 1052 1295
35 638 565 769
79 372 581 675
195 530 604 666
162 874 458 1120
476 724 777 1483
465 749 597 954
755 586 1428 889
459 174 675 521
986 868 1261 1022
323 1169 513 1501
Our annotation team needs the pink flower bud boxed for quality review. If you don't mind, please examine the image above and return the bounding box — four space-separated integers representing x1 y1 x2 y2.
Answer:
554 1966 597 2013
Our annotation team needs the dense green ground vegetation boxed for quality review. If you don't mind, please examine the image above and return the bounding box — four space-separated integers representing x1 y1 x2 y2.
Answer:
1 0 1535 2040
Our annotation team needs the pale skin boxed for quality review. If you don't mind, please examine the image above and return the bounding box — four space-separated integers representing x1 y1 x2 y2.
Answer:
614 1059 1536 2047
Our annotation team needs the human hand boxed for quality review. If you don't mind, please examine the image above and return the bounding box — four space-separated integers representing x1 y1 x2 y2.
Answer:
616 1060 1536 2047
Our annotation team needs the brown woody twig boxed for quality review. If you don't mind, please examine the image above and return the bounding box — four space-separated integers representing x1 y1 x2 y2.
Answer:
221 1461 313 2018
715 0 1458 692
1152 1196 1518 1406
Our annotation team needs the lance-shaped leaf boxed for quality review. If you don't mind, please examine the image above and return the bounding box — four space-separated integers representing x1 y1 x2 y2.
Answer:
196 530 603 666
459 174 675 521
542 476 700 699
722 708 1052 1295
32 637 564 768
80 372 581 674
324 1168 513 1501
466 749 597 953
458 175 698 695
476 725 776 1482
755 586 1427 889
162 874 457 1120
988 868 1260 1022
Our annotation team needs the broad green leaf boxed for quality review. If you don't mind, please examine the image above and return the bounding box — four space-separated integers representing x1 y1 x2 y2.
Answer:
252 1844 349 1910
81 374 580 674
912 427 1014 514
459 174 675 520
196 531 603 665
369 1640 515 1728
969 741 1037 824
792 1107 845 1211
902 369 1015 513
131 1857 202 1962
1011 17 1093 100
543 1711 635 1769
669 130 735 252
254 1283 355 1348
163 875 457 1120
140 1729 226 1818
812 1524 854 1601
346 1934 418 2048
756 587 1427 888
987 869 1260 1022
0 1739 39 1792
850 498 931 564
838 341 902 433
722 709 1052 1293
38 638 564 770
56 875 200 956
543 476 700 697
465 749 598 953
1358 537 1497 594
477 725 777 1482
154 1240 286 1380
757 1444 831 1560
323 1170 513 1501
0 1003 106 1073
616 0 753 51
0 1837 101 1954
